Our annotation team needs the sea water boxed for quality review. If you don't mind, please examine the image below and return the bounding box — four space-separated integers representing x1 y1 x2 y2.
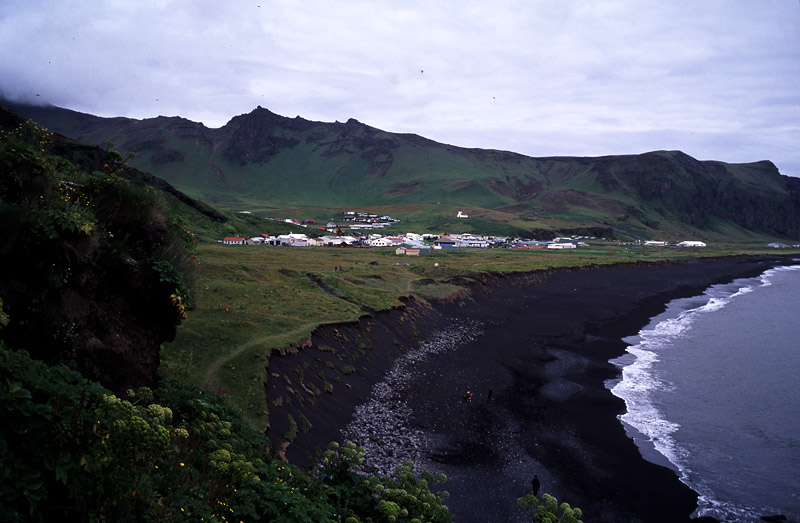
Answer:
608 263 800 522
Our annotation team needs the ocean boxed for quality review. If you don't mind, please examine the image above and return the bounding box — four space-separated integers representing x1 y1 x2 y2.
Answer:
608 263 800 522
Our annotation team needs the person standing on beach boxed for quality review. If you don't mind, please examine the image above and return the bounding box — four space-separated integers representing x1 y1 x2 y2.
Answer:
531 474 540 497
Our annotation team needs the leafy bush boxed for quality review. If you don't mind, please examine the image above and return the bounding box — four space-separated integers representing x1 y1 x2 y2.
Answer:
315 441 450 523
517 493 583 523
0 345 453 522
373 461 450 523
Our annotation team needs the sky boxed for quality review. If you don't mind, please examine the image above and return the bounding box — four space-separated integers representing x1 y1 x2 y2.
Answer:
2 1 799 176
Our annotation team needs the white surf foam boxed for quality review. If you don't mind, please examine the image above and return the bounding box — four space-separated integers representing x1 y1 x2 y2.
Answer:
608 273 774 489
610 265 800 520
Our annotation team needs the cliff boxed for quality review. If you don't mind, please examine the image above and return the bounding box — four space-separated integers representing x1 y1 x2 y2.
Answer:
0 106 196 394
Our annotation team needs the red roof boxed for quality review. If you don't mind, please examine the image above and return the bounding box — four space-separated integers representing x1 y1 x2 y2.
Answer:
224 237 245 241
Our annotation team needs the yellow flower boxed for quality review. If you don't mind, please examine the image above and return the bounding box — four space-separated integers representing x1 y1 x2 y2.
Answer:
180 462 185 467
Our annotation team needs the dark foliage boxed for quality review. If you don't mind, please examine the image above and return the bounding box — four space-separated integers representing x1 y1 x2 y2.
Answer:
0 112 196 393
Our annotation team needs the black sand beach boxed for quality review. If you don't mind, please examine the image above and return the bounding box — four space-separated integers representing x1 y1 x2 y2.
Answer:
280 255 795 522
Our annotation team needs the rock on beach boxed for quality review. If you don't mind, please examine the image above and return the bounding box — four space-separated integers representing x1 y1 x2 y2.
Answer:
341 320 483 477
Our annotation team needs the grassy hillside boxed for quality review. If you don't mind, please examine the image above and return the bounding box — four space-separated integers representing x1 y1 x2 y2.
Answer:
8 102 800 242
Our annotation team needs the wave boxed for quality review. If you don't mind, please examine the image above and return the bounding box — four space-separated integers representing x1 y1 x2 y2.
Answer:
759 264 800 289
607 265 800 514
607 266 800 518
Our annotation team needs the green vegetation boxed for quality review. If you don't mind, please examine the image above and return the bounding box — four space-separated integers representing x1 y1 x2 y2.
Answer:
517 493 583 522
0 118 195 389
161 241 793 426
172 207 322 245
0 345 451 522
2 105 796 521
0 114 453 521
11 102 800 243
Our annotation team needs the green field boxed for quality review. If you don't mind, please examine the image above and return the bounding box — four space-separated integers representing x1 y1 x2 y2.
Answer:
161 242 795 426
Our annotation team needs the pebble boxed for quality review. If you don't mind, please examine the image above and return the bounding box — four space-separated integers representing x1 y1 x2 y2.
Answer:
341 319 484 477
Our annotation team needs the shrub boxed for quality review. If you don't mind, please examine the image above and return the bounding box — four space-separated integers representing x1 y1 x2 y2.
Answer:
0 345 328 521
517 493 583 523
0 346 454 522
314 442 451 522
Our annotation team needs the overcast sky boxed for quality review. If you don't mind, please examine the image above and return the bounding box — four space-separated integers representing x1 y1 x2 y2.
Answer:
2 1 799 176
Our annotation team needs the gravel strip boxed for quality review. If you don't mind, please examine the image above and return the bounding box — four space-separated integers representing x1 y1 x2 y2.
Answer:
341 319 484 477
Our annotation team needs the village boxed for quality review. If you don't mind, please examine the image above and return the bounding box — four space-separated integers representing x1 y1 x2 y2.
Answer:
220 210 723 254
221 209 599 253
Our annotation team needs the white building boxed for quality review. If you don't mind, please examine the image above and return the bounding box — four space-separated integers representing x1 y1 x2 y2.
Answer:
277 233 310 246
455 238 490 248
222 236 246 245
369 238 394 247
319 235 356 246
677 241 707 247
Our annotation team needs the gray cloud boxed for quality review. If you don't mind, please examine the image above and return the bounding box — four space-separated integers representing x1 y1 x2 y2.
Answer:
1 0 798 176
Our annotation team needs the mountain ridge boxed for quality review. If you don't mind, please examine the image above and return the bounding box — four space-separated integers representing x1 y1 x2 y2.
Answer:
6 100 800 241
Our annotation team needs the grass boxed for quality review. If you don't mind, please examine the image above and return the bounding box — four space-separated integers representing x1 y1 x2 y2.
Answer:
17 102 800 246
161 242 798 427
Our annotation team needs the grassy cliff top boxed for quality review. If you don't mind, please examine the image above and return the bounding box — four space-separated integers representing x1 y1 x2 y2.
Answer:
161 242 795 426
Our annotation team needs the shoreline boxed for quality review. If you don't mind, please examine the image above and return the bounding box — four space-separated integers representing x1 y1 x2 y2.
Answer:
609 264 800 522
279 255 797 522
395 256 794 522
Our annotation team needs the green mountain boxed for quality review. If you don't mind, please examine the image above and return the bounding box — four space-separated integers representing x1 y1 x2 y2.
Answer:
8 101 800 241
